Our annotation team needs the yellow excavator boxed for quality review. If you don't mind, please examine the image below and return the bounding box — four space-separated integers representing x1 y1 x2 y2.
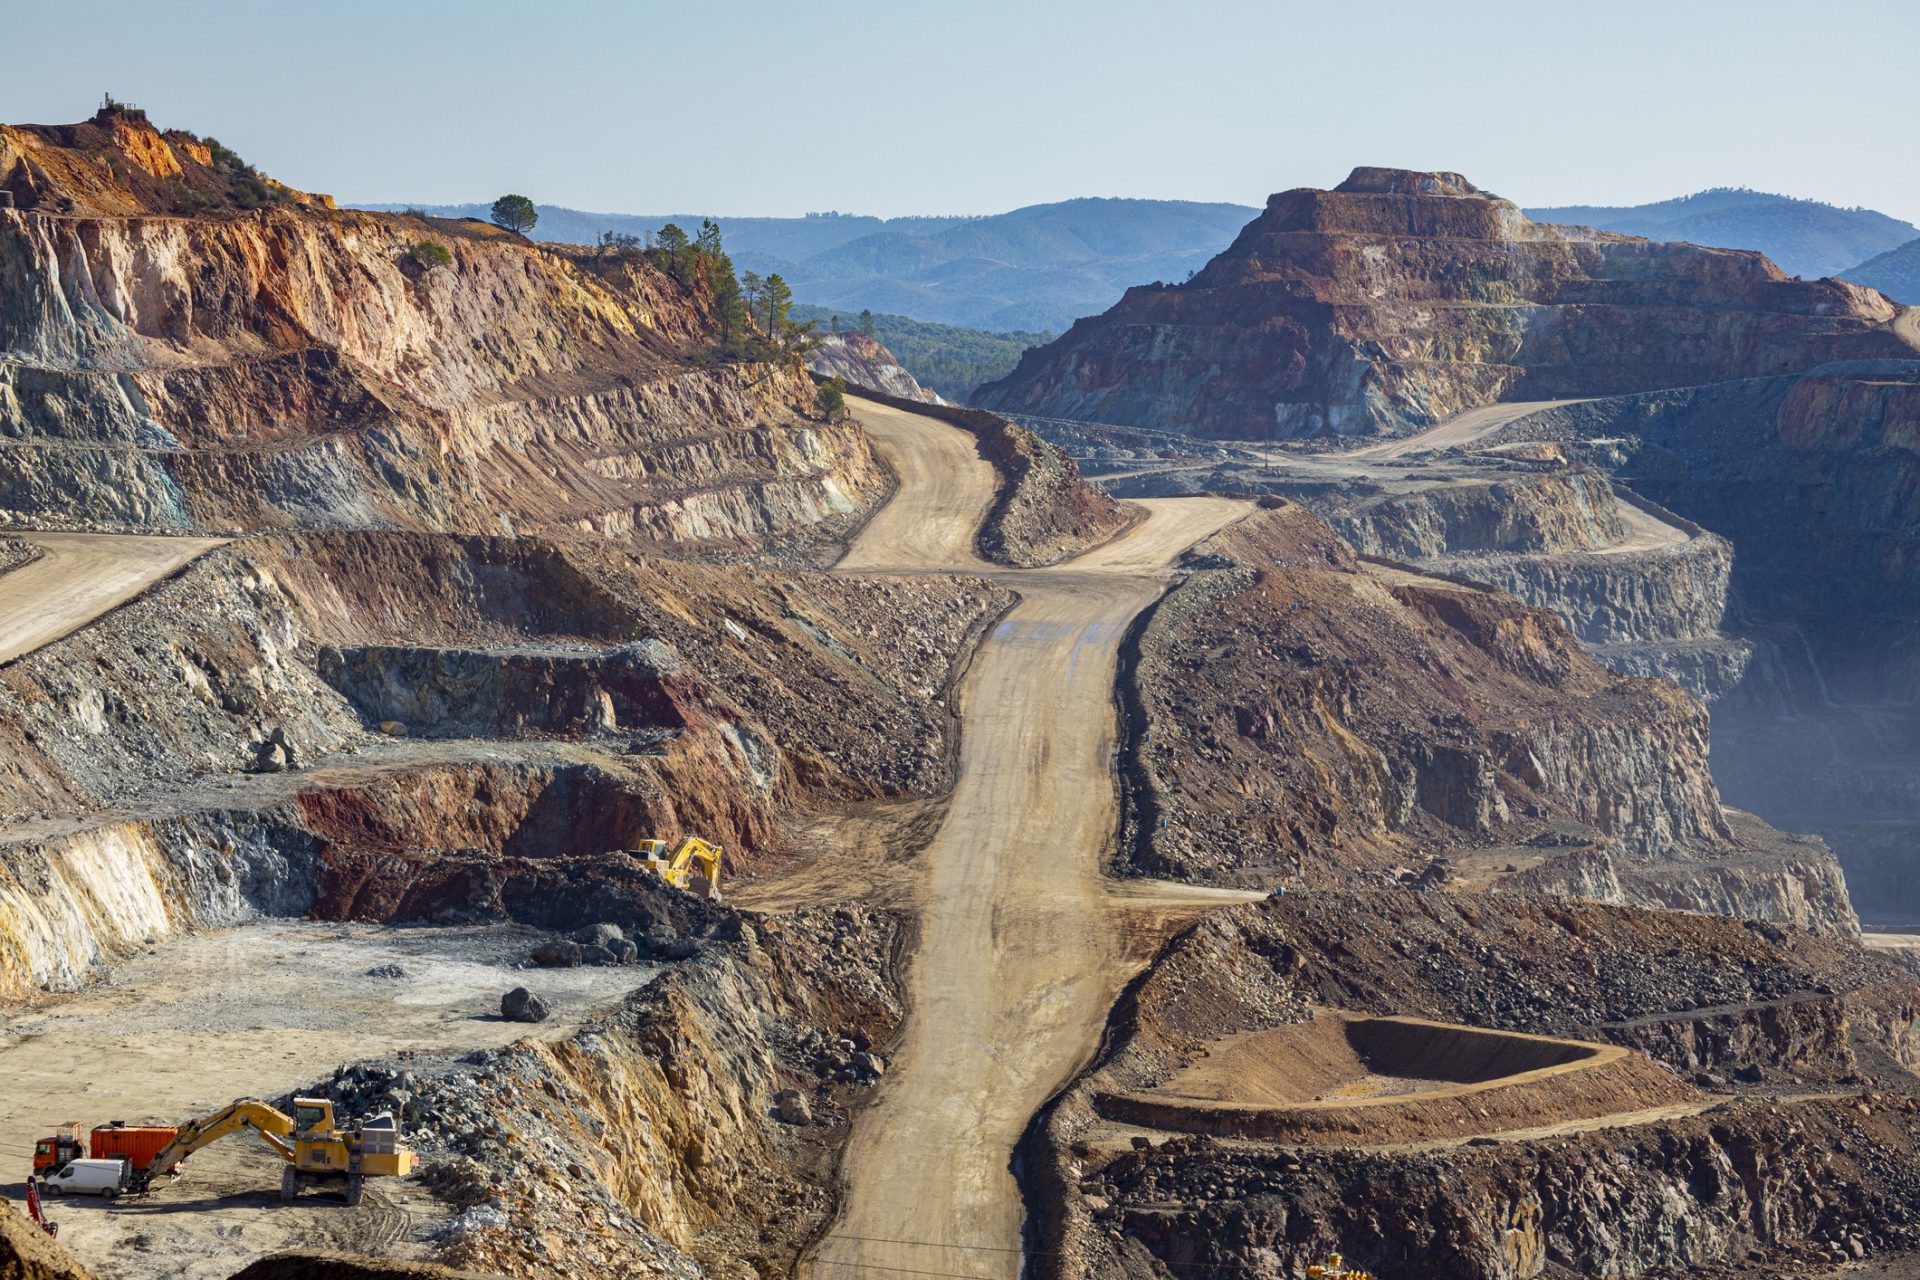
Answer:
132 1097 418 1206
629 836 724 900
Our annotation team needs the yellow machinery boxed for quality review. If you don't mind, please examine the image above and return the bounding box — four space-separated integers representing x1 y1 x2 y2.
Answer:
629 836 724 900
1308 1256 1378 1280
133 1097 417 1206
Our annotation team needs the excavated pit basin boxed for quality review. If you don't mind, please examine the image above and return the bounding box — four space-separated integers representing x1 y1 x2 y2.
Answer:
1095 1011 1694 1145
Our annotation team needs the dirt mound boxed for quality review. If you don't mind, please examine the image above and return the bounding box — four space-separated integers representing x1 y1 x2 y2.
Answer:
0 1200 94 1280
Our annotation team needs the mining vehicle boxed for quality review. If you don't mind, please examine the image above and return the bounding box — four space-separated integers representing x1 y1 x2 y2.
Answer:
629 835 724 900
1308 1256 1379 1280
130 1097 418 1205
30 1123 84 1174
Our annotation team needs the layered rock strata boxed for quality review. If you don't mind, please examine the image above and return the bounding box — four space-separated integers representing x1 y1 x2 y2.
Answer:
977 168 1908 439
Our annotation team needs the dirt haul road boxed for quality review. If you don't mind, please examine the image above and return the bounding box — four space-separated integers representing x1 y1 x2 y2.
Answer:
1342 399 1586 461
811 399 1246 1280
0 533 228 663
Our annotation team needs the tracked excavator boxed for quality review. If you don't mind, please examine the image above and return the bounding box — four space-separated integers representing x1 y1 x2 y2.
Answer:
132 1097 418 1205
629 836 724 900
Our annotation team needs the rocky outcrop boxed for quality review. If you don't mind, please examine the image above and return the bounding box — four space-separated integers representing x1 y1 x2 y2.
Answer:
0 529 1006 997
1114 504 1854 929
325 905 905 1280
977 167 1909 439
1317 471 1625 560
1489 362 1920 917
807 332 941 403
0 110 884 553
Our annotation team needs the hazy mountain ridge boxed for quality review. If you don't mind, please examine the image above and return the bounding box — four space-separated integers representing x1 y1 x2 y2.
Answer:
361 197 1256 332
1528 187 1919 280
1843 236 1920 304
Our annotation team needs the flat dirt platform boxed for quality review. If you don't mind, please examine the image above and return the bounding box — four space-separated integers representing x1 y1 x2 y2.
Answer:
1096 1011 1695 1145
1 918 648 1279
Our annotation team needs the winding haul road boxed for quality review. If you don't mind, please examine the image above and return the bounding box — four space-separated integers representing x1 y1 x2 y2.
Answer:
0 532 228 663
808 399 1247 1280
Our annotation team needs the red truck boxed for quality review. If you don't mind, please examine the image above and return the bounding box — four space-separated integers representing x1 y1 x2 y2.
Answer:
32 1122 179 1176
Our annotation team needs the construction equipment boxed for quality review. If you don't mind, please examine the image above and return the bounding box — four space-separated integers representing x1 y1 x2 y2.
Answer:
629 836 724 900
30 1123 83 1174
24 1179 58 1238
1308 1255 1379 1280
132 1097 418 1206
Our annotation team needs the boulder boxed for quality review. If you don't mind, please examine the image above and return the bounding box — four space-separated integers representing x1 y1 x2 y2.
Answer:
530 941 582 968
500 988 548 1024
772 1089 812 1125
576 922 624 948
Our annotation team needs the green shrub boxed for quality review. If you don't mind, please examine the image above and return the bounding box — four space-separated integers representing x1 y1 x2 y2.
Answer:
407 241 454 272
817 376 847 417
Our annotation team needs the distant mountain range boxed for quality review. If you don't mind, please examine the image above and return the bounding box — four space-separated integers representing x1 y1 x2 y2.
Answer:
1527 188 1920 281
361 198 1257 332
1843 238 1920 304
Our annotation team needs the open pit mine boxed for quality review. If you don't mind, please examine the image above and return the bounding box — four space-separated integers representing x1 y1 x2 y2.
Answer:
6 106 1920 1280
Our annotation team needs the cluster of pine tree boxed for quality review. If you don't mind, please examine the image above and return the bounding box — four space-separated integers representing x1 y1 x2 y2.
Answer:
623 220 816 361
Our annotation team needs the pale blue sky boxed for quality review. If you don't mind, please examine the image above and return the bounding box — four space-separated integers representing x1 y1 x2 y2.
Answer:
2 0 1914 220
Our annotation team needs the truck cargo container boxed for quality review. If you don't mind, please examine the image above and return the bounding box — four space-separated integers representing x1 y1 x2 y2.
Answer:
90 1123 179 1171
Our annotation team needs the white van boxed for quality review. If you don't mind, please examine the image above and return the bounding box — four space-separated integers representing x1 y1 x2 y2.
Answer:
42 1158 128 1197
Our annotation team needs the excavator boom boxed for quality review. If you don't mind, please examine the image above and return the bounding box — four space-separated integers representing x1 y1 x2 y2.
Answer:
139 1100 296 1184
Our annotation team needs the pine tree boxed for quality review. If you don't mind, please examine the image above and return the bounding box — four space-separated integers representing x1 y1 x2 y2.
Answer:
490 194 538 235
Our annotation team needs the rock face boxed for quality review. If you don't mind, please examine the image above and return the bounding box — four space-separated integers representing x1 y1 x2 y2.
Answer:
327 907 904 1279
0 529 1006 996
807 332 942 403
0 110 883 550
976 167 1908 439
1117 504 1856 932
1486 364 1920 918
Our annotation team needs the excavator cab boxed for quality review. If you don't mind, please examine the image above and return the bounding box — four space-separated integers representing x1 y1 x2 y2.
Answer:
292 1099 335 1134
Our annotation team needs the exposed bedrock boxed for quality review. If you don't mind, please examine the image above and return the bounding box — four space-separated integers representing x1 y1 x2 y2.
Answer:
1304 471 1749 699
1494 362 1920 917
1115 503 1851 930
1029 893 1920 1280
0 527 1006 996
806 331 940 403
0 145 885 550
1316 471 1626 560
1116 457 1748 700
341 905 905 1278
975 167 1909 439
